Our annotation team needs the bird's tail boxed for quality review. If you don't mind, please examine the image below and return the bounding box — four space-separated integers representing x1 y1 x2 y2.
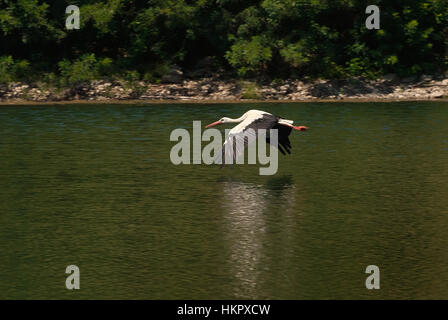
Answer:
278 119 294 125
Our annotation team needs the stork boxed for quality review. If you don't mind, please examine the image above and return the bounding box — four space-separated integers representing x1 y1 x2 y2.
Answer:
205 109 308 166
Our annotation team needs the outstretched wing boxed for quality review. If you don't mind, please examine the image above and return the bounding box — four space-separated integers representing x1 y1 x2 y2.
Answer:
220 114 278 167
266 123 292 155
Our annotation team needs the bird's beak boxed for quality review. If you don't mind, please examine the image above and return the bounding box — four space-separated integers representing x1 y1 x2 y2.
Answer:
298 126 308 131
205 121 221 128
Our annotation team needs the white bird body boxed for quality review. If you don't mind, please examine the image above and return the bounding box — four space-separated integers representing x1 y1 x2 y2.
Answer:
205 109 308 166
227 110 269 134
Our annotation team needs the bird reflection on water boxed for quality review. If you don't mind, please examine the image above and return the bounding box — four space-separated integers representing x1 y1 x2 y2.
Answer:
220 176 296 298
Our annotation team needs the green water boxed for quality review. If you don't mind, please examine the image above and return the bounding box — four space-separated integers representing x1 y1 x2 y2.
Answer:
1 102 448 299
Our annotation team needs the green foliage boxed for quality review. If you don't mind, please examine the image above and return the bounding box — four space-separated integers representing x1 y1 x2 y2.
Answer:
58 54 113 85
80 0 122 33
0 55 30 83
226 36 272 76
0 0 447 83
280 40 310 68
240 81 261 99
0 0 64 42
225 0 448 78
142 63 171 83
123 70 140 82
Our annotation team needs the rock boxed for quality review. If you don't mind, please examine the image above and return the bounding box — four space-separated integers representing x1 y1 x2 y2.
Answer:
0 84 7 97
430 91 444 98
1 76 448 102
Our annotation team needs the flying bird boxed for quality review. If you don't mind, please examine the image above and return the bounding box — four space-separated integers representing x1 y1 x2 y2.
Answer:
205 109 308 166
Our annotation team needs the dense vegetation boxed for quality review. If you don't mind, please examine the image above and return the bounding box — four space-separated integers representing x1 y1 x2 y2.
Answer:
0 0 447 85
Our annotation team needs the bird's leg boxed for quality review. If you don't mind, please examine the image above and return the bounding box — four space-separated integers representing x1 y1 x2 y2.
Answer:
280 123 309 131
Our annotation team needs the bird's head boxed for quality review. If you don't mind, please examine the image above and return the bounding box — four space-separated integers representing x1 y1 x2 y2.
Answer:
205 117 232 128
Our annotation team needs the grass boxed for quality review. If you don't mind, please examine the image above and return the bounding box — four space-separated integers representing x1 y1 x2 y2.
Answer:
240 81 262 99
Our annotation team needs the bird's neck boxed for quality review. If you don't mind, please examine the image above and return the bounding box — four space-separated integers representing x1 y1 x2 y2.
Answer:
228 115 247 123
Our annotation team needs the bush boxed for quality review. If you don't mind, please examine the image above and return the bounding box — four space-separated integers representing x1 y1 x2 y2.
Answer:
142 63 171 83
123 70 140 82
240 81 261 99
58 54 113 85
0 56 30 84
226 36 272 77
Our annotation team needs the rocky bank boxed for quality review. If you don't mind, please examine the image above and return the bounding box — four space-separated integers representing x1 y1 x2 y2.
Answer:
1 74 448 103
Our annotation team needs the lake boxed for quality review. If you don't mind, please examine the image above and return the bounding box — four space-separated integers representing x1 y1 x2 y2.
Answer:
1 101 448 299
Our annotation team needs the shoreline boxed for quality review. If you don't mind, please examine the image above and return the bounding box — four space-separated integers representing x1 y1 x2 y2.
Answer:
1 97 448 106
1 76 448 105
